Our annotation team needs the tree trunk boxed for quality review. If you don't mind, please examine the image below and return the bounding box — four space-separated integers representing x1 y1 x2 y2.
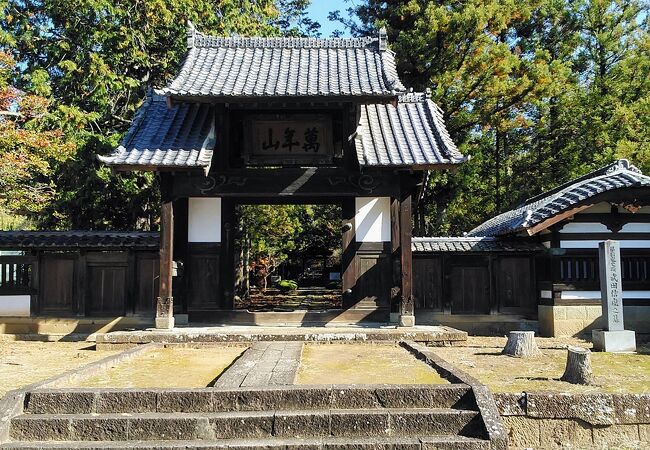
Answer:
561 346 594 385
502 331 541 357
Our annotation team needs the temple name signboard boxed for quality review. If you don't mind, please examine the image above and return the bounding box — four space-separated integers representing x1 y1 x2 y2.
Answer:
244 114 334 165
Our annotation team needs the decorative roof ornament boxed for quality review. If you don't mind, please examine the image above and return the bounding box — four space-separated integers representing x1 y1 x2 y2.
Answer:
187 20 196 49
378 27 388 51
605 158 641 174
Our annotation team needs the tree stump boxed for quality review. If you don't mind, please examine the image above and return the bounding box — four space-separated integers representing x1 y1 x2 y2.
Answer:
502 331 541 357
561 346 594 385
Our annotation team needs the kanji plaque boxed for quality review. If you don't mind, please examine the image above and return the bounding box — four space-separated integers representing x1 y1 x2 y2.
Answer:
244 114 334 165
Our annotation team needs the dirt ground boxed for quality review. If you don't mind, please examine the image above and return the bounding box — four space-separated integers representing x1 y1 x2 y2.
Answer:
296 342 447 385
0 341 118 397
434 336 650 393
60 346 247 389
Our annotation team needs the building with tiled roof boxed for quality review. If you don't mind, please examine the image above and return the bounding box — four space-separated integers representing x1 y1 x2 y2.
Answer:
95 24 467 329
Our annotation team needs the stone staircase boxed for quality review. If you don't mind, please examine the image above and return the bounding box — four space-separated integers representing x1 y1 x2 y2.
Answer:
0 384 499 449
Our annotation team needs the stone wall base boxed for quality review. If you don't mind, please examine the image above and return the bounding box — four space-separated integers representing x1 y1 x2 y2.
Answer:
503 416 647 449
538 304 650 337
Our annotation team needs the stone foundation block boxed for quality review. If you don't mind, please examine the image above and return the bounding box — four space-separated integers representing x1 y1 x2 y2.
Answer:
565 306 587 320
399 314 416 327
640 424 650 443
592 329 637 352
593 423 641 446
26 391 94 414
71 417 129 441
493 393 526 416
330 386 382 409
539 418 593 448
502 416 539 448
209 411 274 439
128 416 202 440
329 410 390 437
278 386 332 410
10 417 71 441
155 316 174 329
274 410 330 437
96 390 158 413
234 389 284 411
374 385 469 409
156 390 214 413
389 409 478 436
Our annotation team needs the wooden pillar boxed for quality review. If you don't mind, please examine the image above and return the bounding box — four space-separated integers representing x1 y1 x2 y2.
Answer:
398 192 415 327
341 198 356 308
156 175 174 329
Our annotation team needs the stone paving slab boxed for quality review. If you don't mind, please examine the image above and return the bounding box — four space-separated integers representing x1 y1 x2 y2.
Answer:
214 342 303 388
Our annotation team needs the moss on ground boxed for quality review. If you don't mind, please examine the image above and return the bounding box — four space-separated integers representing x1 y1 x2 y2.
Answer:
61 346 247 389
296 343 448 385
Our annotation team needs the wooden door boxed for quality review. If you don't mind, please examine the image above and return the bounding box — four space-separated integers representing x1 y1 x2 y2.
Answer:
354 253 390 309
39 254 76 315
413 256 443 311
87 265 127 316
134 253 159 315
448 265 490 314
497 256 535 313
186 243 221 309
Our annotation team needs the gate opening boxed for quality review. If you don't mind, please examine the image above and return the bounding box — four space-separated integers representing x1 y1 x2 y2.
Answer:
233 203 342 312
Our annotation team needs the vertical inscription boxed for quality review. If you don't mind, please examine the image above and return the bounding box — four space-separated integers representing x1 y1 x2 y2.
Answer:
598 240 624 331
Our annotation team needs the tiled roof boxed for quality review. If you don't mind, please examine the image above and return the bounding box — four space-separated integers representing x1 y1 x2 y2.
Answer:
356 92 466 168
0 231 159 249
162 25 405 99
412 237 543 253
468 160 650 237
98 93 214 172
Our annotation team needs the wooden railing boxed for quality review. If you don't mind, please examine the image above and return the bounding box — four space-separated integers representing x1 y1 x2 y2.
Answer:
559 254 650 284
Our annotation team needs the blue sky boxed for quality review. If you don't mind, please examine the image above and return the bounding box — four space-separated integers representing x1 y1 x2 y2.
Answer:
306 0 356 37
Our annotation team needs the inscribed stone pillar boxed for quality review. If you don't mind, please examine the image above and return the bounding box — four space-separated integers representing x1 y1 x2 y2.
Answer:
592 240 635 352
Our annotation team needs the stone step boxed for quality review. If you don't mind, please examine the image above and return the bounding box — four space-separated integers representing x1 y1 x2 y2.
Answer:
0 435 490 449
24 385 474 415
10 409 481 442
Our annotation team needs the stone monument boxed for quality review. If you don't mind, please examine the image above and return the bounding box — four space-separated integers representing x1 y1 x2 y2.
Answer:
592 240 636 352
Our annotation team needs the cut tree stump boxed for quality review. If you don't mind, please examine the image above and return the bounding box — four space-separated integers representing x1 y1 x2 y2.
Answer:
502 331 541 357
561 346 594 385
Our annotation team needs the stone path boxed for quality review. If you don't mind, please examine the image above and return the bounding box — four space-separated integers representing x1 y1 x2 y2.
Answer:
213 341 303 387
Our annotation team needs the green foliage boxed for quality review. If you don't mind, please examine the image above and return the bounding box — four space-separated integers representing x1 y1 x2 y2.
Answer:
278 279 298 292
237 204 341 287
343 0 650 235
0 0 312 230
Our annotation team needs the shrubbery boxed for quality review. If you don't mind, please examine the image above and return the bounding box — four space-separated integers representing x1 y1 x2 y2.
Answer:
278 279 298 293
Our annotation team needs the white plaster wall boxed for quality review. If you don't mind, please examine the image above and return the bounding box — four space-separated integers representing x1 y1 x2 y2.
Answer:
559 222 609 233
188 197 222 243
620 222 650 233
0 295 30 317
560 240 650 249
560 290 650 300
355 197 391 242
